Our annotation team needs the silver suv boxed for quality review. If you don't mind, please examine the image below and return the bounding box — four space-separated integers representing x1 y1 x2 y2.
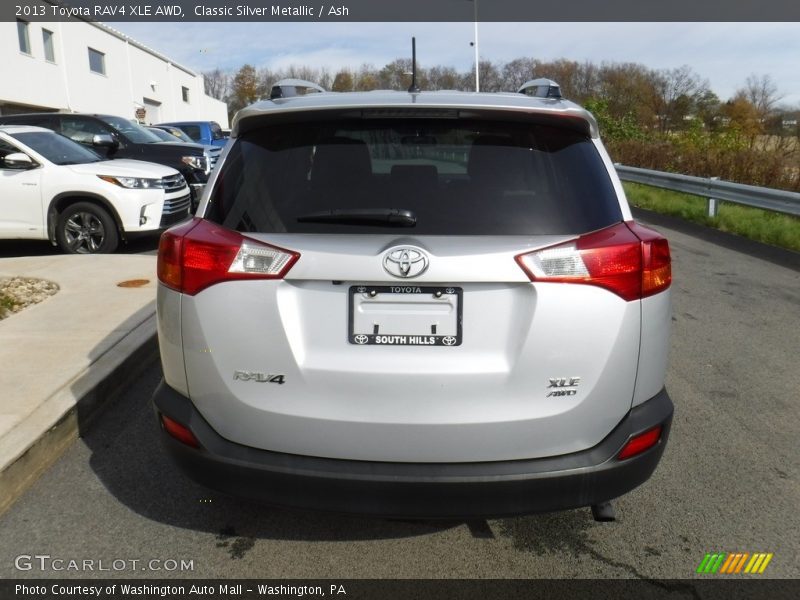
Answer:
153 79 673 519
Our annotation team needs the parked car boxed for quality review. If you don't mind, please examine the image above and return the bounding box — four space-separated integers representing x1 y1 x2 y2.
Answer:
0 113 219 205
146 126 185 143
0 125 190 253
153 79 673 519
148 125 223 173
157 120 228 147
149 125 197 145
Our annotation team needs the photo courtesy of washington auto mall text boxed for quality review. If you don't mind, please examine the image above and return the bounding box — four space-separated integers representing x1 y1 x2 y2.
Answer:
14 583 348 598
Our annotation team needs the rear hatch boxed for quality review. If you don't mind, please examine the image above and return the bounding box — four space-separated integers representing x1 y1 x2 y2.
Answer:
167 113 650 463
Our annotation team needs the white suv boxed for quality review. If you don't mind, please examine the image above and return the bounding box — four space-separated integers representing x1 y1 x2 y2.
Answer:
154 80 673 519
0 125 191 253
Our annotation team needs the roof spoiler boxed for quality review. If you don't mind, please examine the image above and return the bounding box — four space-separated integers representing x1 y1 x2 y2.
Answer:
269 79 327 100
518 78 562 99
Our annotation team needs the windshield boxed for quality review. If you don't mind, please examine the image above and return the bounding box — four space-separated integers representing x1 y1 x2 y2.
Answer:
148 128 178 142
101 116 163 144
12 131 102 165
211 122 225 140
159 127 194 144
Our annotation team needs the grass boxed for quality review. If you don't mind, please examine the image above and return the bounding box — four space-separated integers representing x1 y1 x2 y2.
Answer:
623 182 800 253
0 293 16 319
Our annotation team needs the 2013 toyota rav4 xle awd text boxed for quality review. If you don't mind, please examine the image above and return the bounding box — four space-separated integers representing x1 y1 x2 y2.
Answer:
152 78 674 519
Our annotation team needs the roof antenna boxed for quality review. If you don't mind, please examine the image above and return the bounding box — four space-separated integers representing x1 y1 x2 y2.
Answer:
408 37 420 93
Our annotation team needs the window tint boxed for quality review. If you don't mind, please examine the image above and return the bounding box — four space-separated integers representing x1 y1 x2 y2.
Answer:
180 125 202 142
88 48 105 74
206 118 622 236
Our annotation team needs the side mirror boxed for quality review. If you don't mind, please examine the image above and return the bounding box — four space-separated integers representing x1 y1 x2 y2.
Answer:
92 133 117 147
3 152 37 169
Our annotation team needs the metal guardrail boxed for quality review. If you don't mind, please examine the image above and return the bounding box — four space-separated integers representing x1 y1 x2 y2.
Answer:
615 165 800 218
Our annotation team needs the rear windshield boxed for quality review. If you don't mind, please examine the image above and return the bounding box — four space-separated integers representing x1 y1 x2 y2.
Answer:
205 118 622 235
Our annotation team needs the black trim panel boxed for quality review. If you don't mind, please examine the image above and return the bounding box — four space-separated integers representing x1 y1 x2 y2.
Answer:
152 383 673 518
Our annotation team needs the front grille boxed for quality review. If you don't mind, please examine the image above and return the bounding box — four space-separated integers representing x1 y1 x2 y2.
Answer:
160 209 191 228
162 193 191 216
161 173 187 192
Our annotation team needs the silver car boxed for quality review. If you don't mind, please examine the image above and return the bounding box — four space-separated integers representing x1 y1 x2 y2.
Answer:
153 79 673 519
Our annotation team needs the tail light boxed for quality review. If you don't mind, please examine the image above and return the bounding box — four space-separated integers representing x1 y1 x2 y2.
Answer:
515 222 671 301
158 218 300 296
617 425 662 460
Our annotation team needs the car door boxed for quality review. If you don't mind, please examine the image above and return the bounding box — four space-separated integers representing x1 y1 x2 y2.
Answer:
0 136 44 238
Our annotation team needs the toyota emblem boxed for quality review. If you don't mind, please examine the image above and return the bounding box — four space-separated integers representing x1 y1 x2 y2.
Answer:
354 335 369 344
383 247 429 278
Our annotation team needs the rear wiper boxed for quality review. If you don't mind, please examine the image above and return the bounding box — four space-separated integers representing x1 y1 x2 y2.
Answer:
297 208 417 227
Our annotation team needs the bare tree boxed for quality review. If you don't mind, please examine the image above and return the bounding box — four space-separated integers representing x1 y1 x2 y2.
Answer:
501 57 538 91
203 68 230 101
477 60 502 92
648 65 708 132
741 74 783 119
427 65 465 91
354 64 379 91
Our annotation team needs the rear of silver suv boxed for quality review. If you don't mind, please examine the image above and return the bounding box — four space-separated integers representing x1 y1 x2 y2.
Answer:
153 83 673 518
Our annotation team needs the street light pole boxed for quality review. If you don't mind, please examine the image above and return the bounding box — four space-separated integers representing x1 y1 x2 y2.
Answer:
471 0 479 92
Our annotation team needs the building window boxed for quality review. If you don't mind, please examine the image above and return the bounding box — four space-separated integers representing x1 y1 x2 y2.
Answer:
42 29 55 62
88 48 105 75
17 19 31 55
181 86 190 103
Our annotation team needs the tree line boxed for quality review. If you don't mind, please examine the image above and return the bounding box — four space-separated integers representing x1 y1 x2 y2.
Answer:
204 58 800 190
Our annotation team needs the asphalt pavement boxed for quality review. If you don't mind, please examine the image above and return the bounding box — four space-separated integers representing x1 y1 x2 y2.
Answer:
0 218 798 581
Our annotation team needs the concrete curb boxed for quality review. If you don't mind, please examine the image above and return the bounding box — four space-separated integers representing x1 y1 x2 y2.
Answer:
0 311 159 516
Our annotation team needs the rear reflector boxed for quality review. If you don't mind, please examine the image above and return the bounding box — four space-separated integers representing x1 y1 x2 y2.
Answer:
160 414 200 448
515 222 671 301
157 218 300 295
617 426 662 460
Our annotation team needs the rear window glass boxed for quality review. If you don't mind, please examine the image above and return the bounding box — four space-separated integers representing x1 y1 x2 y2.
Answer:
205 118 622 235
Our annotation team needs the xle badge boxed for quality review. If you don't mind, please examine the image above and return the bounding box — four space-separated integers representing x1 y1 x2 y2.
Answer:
547 377 580 397
233 371 286 384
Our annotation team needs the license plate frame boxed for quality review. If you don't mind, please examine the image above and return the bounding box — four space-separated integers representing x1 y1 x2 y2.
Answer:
348 285 463 346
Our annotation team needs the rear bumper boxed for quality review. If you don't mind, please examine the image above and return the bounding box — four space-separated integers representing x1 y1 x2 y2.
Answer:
152 383 673 518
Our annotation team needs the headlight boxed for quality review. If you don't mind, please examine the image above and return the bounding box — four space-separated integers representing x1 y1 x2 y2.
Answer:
98 175 163 188
181 155 208 172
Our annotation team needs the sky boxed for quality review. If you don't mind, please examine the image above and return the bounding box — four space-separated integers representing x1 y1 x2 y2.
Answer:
111 22 800 106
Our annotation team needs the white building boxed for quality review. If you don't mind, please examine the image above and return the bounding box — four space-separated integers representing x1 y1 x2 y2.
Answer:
1 16 228 126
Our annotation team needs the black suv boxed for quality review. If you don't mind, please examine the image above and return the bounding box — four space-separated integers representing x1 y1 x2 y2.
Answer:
0 113 219 204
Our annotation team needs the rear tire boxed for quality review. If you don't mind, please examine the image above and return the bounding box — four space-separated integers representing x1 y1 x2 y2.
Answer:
55 202 119 254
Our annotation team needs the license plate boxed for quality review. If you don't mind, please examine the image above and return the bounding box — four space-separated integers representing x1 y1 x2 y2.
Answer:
348 285 462 346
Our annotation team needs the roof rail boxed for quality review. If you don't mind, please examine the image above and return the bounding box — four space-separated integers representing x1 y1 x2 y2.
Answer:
269 79 327 100
517 78 562 99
